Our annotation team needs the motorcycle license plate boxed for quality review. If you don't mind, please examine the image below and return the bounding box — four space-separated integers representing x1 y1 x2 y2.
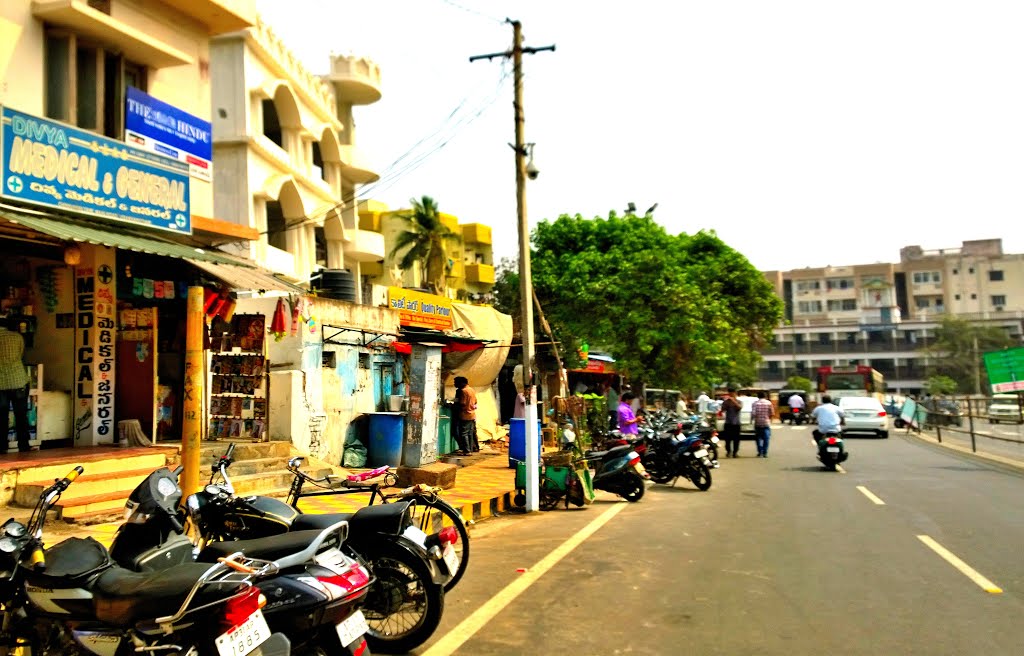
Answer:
335 610 369 648
215 609 270 656
826 447 841 453
693 449 708 458
442 543 460 574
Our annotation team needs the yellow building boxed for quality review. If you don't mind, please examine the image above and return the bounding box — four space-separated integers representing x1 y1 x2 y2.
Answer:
357 200 495 304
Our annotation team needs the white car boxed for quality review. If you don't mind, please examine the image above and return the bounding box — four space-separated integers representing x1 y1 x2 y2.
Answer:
838 396 889 438
988 394 1023 424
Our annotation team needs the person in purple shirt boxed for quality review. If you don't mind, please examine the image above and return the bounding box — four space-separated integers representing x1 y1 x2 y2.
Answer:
618 391 642 434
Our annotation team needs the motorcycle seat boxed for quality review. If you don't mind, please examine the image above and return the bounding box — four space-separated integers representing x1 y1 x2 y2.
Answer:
196 529 329 564
585 444 633 460
291 500 413 536
93 563 244 626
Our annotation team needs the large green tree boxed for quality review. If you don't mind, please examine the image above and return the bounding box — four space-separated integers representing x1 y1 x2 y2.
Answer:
522 212 782 389
926 316 1016 394
389 196 461 295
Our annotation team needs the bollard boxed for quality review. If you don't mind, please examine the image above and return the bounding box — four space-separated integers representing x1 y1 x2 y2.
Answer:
967 400 976 452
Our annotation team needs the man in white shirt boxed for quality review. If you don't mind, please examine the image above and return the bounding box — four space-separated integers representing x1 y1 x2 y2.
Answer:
811 395 845 440
788 392 806 424
696 391 711 418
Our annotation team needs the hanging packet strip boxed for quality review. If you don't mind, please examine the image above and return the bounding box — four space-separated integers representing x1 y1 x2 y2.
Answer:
164 281 175 299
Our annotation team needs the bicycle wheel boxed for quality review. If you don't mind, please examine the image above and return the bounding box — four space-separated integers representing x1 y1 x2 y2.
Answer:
404 495 470 592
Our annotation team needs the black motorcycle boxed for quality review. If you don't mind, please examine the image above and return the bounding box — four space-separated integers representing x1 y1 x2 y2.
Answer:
0 466 294 656
641 433 713 491
110 466 374 656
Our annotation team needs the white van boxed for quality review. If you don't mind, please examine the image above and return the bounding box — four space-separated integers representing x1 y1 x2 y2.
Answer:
988 394 1022 424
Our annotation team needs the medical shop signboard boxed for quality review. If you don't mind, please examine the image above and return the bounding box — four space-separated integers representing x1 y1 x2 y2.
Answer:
125 87 212 182
0 106 191 234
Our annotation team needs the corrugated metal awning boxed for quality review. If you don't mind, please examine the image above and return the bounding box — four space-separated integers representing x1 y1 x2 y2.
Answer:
0 209 243 266
187 259 305 294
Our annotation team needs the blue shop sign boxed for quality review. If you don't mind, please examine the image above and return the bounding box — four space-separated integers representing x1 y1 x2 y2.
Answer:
125 87 212 182
0 106 191 234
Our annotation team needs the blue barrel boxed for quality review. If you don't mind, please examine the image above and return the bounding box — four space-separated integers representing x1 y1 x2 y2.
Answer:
508 418 542 468
368 412 404 467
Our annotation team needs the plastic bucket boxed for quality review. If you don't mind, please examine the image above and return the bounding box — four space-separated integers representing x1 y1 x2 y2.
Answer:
367 412 404 467
508 418 542 468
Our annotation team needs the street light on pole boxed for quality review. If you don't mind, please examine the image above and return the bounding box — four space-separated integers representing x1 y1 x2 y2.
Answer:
471 20 554 512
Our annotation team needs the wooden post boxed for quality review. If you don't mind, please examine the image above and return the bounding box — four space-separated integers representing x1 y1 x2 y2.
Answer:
181 286 205 496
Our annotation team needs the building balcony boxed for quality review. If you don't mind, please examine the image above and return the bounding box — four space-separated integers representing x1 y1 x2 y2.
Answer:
157 0 256 34
326 55 382 105
462 223 492 245
33 0 193 68
263 244 297 280
465 263 495 284
339 145 379 184
447 260 465 281
343 230 385 263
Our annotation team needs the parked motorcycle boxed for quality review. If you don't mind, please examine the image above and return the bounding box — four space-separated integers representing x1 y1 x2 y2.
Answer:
109 466 374 656
0 466 294 656
641 433 714 491
111 445 450 654
677 414 720 467
584 444 648 502
815 431 849 471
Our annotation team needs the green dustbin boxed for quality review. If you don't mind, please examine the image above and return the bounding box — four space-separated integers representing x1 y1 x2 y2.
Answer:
438 405 453 455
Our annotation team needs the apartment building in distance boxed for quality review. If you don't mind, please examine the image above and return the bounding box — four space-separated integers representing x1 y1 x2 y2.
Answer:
759 239 1024 394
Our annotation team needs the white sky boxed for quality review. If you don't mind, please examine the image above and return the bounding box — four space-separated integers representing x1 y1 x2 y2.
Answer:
255 0 1024 272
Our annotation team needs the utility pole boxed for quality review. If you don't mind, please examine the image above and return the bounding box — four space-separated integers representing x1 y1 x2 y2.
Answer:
471 21 554 512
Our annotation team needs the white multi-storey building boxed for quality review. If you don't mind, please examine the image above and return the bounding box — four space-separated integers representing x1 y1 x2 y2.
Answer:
210 17 385 294
760 239 1024 394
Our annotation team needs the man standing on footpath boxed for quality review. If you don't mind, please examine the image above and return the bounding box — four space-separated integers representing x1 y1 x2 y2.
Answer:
752 391 775 457
0 318 32 453
454 376 479 455
721 388 742 457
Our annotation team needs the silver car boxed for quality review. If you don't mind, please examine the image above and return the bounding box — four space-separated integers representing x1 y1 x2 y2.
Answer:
838 396 889 438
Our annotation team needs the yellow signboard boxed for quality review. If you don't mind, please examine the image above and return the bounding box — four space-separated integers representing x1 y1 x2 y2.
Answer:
387 287 453 330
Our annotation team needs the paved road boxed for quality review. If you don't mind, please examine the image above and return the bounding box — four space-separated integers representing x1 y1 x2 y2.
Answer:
418 424 1024 655
906 418 1024 463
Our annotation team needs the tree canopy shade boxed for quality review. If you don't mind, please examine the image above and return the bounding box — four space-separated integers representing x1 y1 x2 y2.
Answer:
389 196 462 295
526 212 783 390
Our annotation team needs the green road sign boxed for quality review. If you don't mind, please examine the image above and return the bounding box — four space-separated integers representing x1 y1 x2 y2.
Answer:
983 347 1024 393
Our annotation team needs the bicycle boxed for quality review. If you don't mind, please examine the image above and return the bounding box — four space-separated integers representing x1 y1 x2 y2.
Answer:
284 457 470 592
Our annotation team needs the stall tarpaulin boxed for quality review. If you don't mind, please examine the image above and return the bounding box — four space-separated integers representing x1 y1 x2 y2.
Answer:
442 303 513 442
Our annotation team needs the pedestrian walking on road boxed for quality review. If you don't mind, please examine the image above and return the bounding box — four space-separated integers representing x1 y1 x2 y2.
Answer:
0 318 31 453
752 391 775 457
721 388 742 457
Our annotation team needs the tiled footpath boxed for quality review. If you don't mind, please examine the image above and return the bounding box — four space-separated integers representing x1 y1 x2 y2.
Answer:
70 451 520 546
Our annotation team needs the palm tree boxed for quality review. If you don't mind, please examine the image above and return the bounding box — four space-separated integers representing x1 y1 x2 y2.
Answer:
390 196 462 295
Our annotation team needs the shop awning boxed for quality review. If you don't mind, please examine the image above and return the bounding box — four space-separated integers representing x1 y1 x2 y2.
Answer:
0 209 244 266
187 259 305 294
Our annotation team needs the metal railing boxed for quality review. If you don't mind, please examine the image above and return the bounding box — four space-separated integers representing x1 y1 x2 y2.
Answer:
897 396 1024 461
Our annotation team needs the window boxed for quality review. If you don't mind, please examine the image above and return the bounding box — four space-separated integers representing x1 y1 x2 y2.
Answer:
826 299 857 311
989 270 1004 281
971 293 977 300
935 297 944 310
847 332 857 345
912 271 941 284
952 268 958 275
818 333 831 345
767 361 780 373
915 298 930 309
44 29 147 138
969 267 975 274
826 278 854 290
992 295 1007 307
955 294 960 300
322 350 336 368
797 300 822 313
794 334 805 345
796 280 821 292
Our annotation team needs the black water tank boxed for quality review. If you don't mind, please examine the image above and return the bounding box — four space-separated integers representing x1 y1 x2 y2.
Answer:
315 269 356 302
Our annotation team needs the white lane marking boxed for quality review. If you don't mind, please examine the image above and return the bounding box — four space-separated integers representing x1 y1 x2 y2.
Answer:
791 426 808 431
916 535 1003 594
856 485 885 505
421 503 629 656
835 465 847 474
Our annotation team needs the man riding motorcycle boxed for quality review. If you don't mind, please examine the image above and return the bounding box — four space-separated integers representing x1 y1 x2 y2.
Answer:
811 394 845 438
